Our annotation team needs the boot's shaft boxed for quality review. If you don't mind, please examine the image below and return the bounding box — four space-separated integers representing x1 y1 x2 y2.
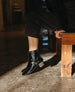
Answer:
28 50 43 62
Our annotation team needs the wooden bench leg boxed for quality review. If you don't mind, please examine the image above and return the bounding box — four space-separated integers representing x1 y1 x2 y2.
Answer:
56 38 61 55
61 45 72 77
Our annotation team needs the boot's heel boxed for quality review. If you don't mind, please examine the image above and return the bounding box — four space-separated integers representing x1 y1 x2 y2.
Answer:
39 62 44 67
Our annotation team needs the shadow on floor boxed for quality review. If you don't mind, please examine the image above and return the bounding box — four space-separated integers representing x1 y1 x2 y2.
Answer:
34 55 75 76
0 30 28 76
0 56 28 76
33 55 61 73
72 63 75 75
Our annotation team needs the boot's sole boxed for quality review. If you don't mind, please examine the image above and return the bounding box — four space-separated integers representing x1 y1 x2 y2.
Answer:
26 61 44 75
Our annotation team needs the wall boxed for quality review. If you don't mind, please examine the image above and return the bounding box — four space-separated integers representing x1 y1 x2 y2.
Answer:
0 0 3 31
6 0 25 24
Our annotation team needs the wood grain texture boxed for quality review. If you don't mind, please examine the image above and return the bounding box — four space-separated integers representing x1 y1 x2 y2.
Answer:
61 45 72 77
62 33 75 45
62 33 75 38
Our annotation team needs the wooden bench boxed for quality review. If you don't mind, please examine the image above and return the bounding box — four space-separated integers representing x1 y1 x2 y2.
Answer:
56 33 75 77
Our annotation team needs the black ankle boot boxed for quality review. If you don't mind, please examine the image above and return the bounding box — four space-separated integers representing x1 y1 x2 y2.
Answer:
22 50 44 75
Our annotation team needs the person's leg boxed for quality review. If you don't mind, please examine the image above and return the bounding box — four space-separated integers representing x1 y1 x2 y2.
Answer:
21 12 45 75
28 36 38 51
22 36 44 75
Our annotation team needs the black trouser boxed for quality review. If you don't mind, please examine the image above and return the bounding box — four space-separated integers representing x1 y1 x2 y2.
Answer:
25 11 62 38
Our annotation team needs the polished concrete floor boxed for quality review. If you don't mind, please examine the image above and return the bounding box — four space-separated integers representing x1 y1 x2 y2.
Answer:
0 25 75 92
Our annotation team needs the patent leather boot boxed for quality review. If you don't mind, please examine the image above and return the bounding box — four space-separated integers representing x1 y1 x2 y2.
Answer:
22 50 44 75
